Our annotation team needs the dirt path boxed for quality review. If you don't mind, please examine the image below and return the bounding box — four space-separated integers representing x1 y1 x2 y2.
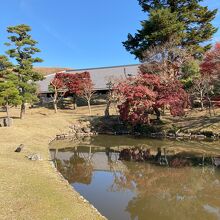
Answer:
0 106 106 220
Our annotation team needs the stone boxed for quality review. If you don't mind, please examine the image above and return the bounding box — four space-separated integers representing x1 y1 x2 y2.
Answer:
167 133 176 138
27 153 42 161
74 124 81 130
70 129 76 134
76 133 83 138
83 127 91 133
4 117 13 127
196 135 206 139
75 128 82 133
213 157 220 167
176 133 184 137
15 144 24 152
0 117 13 127
0 118 4 127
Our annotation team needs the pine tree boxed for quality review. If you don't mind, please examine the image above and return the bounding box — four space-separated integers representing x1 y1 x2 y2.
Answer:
0 56 21 121
123 0 218 59
5 24 44 119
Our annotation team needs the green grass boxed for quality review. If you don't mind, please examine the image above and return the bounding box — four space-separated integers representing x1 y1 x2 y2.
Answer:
0 106 106 220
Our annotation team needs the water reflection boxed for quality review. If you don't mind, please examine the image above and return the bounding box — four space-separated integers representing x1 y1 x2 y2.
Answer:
56 151 93 184
50 136 220 220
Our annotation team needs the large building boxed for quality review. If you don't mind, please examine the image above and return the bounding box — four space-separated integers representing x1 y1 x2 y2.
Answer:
38 64 140 95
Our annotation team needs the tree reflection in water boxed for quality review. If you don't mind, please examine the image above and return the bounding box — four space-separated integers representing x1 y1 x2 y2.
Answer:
110 161 220 220
56 149 93 185
51 144 220 220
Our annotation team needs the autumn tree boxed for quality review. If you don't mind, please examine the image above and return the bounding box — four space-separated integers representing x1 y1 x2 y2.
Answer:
49 74 67 113
116 76 157 125
104 77 122 117
190 42 220 112
115 73 188 125
0 56 21 122
140 40 191 80
5 24 44 119
50 72 94 114
77 77 95 115
65 72 95 115
190 75 213 111
202 42 220 98
123 0 217 59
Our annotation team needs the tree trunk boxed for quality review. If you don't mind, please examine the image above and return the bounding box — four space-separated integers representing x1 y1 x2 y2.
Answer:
53 101 58 113
88 100 91 115
53 90 58 113
20 103 26 119
6 103 9 118
105 100 111 117
200 91 204 110
73 96 77 110
147 114 151 125
154 107 161 121
207 96 215 116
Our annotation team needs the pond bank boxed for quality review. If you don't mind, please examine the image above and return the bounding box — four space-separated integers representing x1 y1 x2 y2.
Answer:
0 107 106 220
87 113 220 140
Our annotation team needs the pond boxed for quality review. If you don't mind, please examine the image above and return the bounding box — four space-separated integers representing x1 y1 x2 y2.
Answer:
50 135 220 220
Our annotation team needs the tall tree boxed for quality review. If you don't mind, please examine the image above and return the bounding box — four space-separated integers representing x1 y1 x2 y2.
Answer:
123 0 218 59
77 77 95 115
49 76 67 113
5 24 44 119
0 56 21 122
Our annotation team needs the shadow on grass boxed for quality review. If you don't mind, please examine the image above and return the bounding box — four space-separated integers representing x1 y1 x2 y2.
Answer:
169 115 220 132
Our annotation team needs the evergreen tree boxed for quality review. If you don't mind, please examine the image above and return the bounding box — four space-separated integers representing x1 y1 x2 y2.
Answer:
180 59 200 90
5 24 44 119
0 56 21 121
123 0 218 59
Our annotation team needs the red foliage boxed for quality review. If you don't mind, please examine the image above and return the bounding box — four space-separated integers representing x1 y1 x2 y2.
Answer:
201 42 220 78
156 80 188 116
115 72 188 125
50 77 65 90
53 71 91 95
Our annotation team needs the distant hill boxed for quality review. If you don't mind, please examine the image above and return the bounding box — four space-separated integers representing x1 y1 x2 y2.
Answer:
34 67 72 76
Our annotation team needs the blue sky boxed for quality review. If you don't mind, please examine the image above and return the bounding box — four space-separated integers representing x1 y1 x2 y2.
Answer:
0 0 219 69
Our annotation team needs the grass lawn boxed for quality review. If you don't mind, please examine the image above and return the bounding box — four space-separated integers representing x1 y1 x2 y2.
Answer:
162 108 220 134
0 105 106 220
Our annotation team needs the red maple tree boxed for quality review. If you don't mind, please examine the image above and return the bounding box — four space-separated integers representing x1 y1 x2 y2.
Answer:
50 75 67 113
200 42 220 78
50 71 94 113
115 72 188 125
192 42 220 112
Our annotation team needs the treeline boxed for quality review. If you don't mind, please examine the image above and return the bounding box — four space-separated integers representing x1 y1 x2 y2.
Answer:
0 0 219 127
109 0 220 125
